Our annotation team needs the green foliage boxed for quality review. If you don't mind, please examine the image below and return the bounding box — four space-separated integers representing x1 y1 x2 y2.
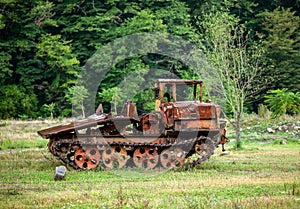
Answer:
0 51 12 84
0 121 8 127
98 87 124 114
0 13 5 29
36 33 80 88
257 7 300 92
42 103 56 119
264 89 300 117
65 85 89 118
198 6 263 148
0 0 79 118
0 85 38 119
37 34 76 67
257 104 270 118
0 0 299 118
98 57 152 114
29 0 57 27
236 140 244 150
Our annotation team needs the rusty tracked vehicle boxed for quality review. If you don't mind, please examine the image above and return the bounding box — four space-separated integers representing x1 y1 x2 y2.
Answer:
38 79 229 170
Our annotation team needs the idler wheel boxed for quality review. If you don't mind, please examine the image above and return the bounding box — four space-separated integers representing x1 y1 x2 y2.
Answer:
102 146 128 169
195 138 214 158
160 148 185 169
133 147 159 169
74 147 100 170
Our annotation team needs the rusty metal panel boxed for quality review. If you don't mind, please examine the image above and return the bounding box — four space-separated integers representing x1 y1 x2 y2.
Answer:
156 79 203 85
173 102 217 119
38 114 140 139
174 119 218 131
140 113 161 135
38 115 108 139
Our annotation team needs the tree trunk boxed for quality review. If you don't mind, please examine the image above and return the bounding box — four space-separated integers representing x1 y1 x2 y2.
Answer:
81 101 85 118
235 113 241 149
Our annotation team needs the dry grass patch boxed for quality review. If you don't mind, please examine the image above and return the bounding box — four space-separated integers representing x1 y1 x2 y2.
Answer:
0 119 71 140
225 196 300 209
0 119 71 150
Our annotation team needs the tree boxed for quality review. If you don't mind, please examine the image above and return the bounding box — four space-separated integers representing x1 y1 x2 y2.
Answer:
98 57 151 114
0 85 38 119
66 86 89 118
36 33 80 87
257 7 300 93
2 0 299 119
98 87 122 115
42 103 56 120
199 9 263 148
0 0 72 117
36 33 80 113
90 1 199 114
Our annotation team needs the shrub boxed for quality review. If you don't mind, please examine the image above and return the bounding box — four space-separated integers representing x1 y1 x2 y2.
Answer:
264 89 300 117
257 104 270 118
0 85 38 119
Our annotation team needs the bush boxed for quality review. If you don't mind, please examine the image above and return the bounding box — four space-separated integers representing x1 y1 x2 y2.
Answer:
264 89 300 117
0 85 38 119
257 104 270 118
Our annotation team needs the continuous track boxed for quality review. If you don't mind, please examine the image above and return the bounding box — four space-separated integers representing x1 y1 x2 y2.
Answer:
49 136 215 170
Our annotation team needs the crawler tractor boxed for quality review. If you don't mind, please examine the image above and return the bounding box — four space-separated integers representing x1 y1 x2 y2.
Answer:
38 79 229 170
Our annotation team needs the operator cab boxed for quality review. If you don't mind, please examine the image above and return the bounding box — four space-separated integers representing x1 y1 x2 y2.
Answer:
154 79 203 111
154 79 220 133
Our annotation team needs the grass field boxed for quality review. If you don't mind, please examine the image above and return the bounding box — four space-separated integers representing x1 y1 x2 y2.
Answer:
0 117 299 208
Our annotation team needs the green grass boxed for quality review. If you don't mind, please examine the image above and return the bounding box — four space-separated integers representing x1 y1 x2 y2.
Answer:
0 117 299 208
0 142 299 208
0 138 47 150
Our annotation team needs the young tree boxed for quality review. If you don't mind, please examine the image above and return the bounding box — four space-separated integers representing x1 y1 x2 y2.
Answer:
98 57 150 114
42 103 56 120
199 9 263 148
98 87 122 115
66 86 89 118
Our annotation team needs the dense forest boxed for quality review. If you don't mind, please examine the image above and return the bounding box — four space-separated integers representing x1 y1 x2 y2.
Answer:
0 0 299 119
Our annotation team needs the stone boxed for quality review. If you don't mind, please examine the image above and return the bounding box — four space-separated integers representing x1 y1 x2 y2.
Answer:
54 166 67 181
294 126 300 130
267 127 275 133
220 151 230 156
280 140 286 145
